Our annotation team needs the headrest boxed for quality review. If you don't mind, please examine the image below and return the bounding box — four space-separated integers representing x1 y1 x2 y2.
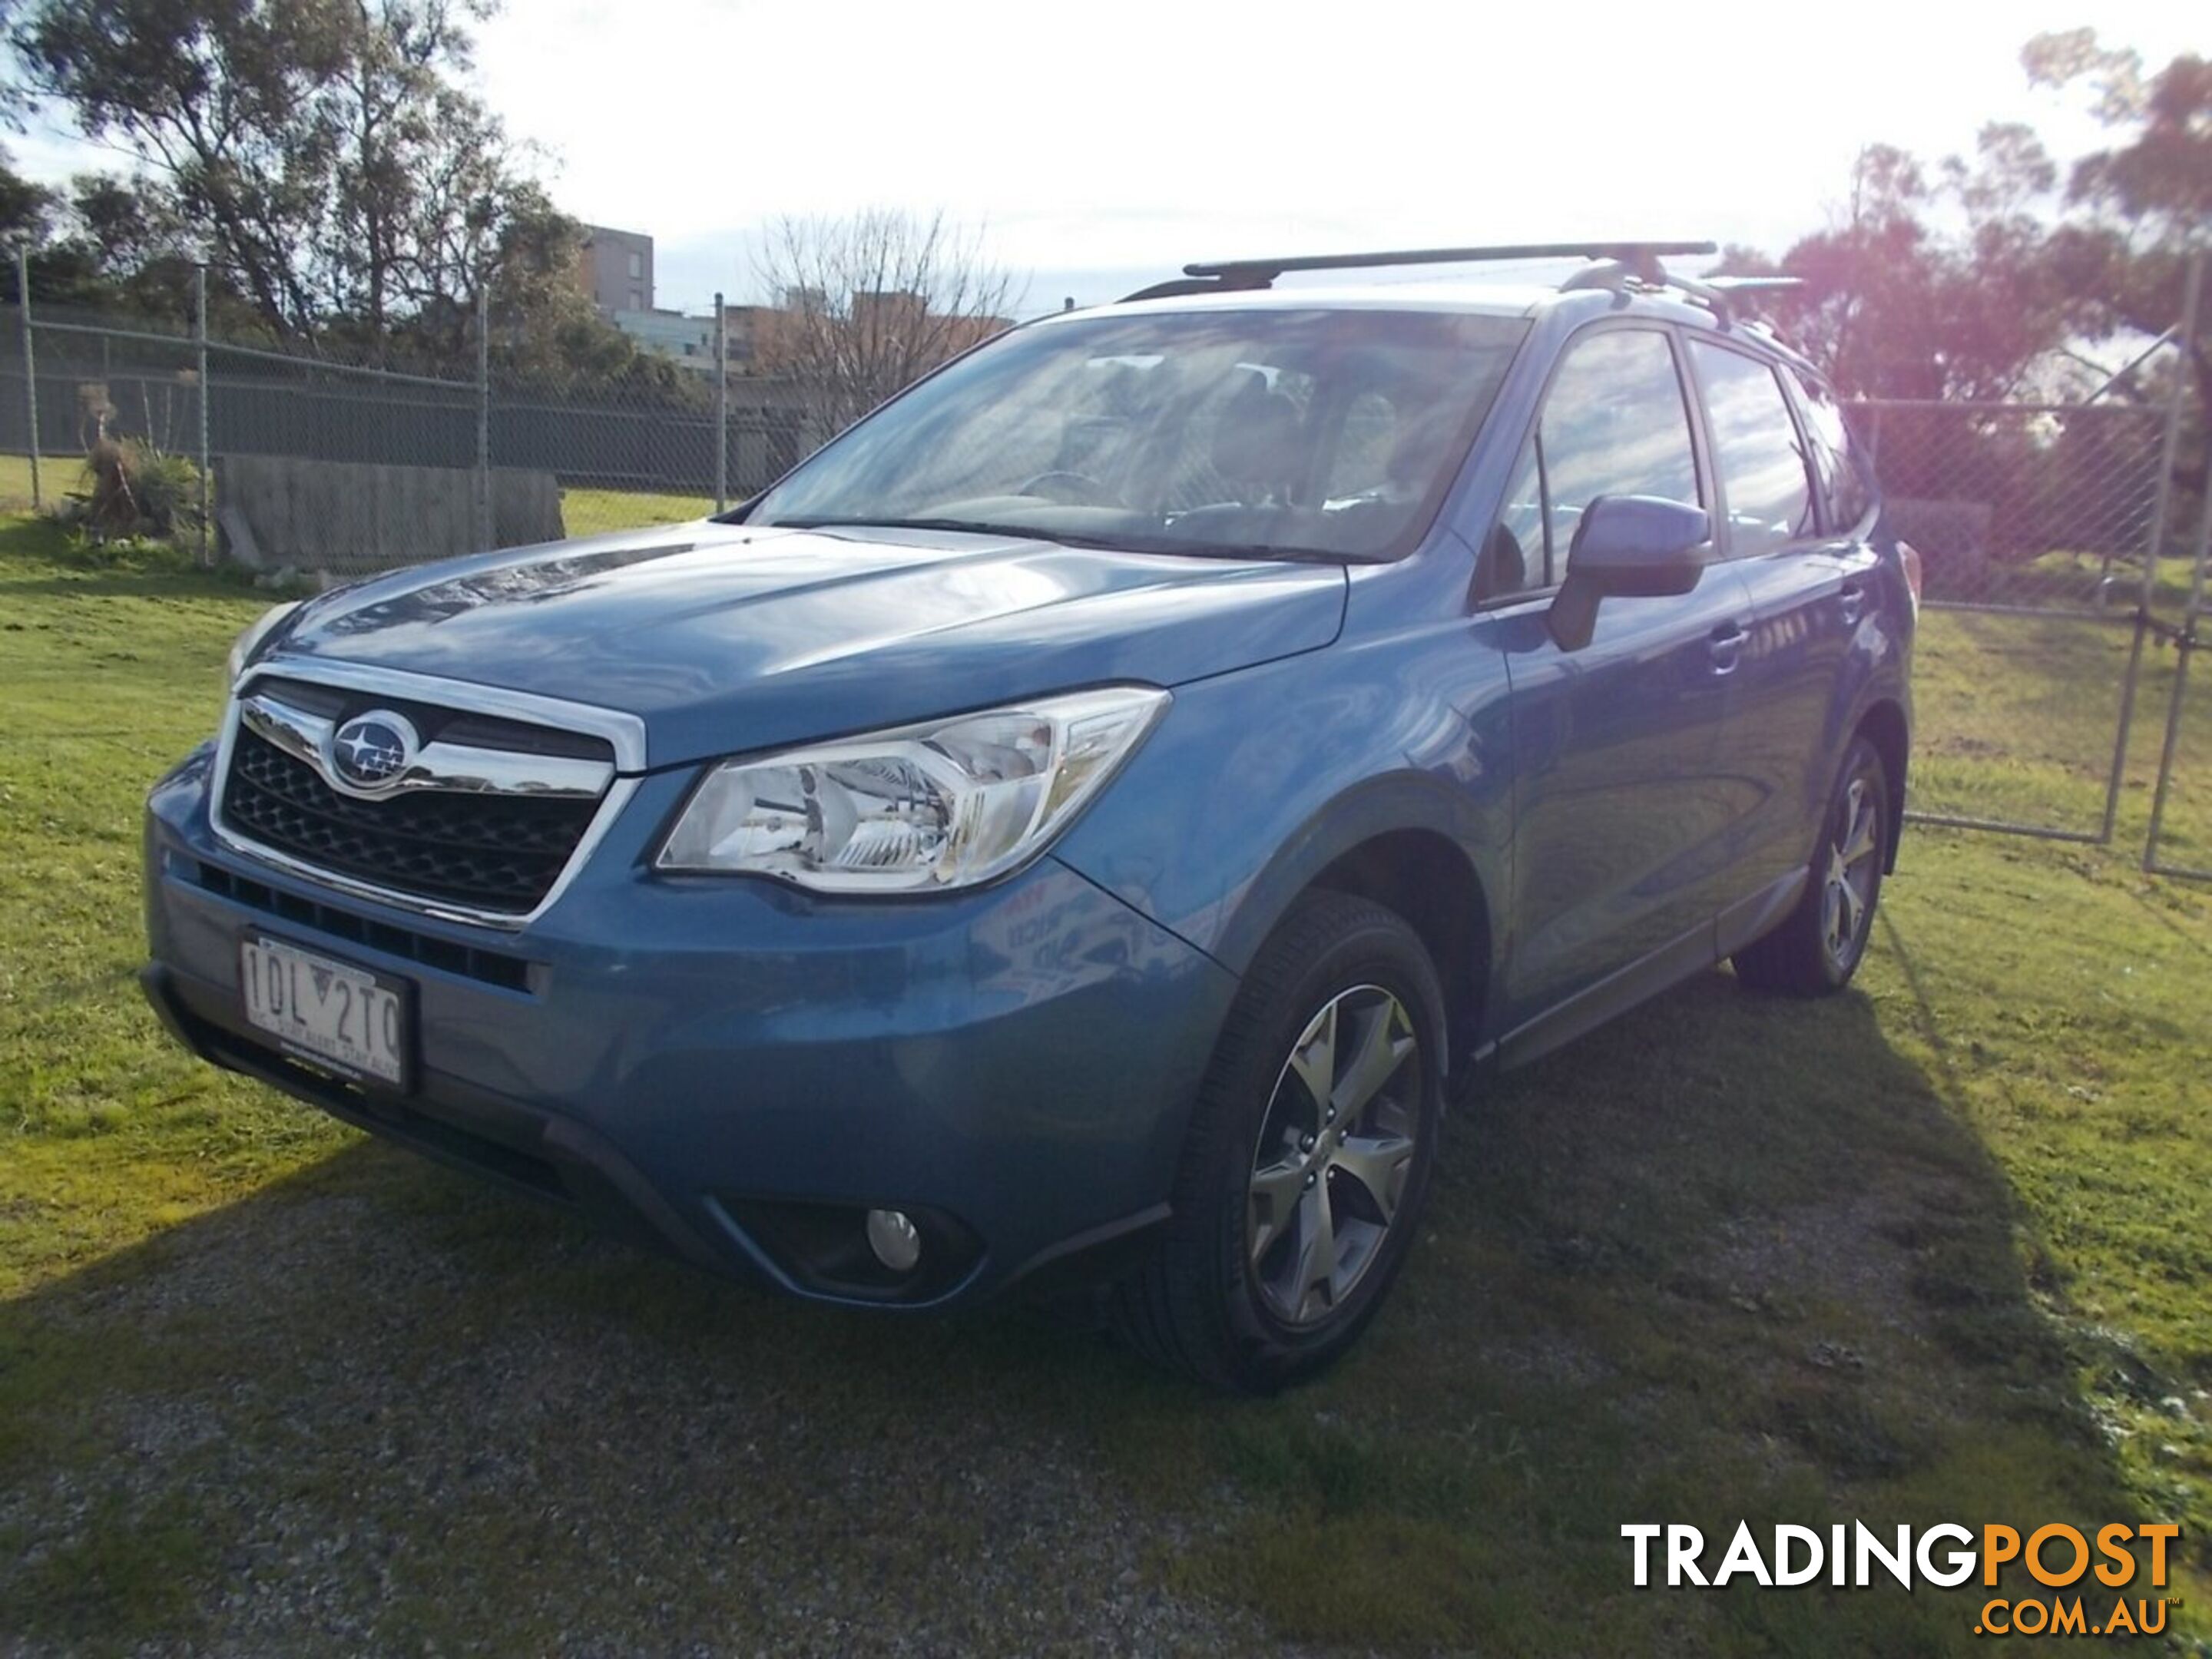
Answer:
1212 373 1301 491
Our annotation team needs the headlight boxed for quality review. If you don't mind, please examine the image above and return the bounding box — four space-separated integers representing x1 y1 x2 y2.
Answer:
657 686 1170 893
226 601 300 687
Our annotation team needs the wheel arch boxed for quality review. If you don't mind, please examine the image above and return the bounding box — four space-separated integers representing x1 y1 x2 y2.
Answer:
1211 775 1500 1081
1853 698 1909 873
1310 830 1491 1082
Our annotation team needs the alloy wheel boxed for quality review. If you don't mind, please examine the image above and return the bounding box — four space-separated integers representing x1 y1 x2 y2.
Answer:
1245 985 1421 1327
1821 775 1880 969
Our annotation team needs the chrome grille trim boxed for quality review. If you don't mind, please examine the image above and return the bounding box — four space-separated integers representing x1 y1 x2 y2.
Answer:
238 694 615 801
210 656 651 932
229 655 651 769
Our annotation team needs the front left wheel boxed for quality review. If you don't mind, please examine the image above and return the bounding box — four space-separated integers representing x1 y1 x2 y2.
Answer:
1108 891 1445 1392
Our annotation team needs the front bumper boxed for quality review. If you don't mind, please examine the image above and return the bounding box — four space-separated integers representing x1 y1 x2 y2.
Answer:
143 743 1237 1308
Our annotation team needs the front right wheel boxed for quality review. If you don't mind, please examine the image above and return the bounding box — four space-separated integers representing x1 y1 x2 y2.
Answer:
1109 891 1445 1392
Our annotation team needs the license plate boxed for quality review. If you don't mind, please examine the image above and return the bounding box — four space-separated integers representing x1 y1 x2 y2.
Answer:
239 933 410 1087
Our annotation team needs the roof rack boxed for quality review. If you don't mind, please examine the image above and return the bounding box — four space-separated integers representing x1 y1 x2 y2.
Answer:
1119 240 1716 303
1118 240 1805 323
1700 274 1808 323
1562 259 1804 322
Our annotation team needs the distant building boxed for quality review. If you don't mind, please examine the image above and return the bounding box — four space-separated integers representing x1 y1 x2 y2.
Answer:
571 240 1012 378
569 220 1012 379
578 225 654 316
850 289 926 333
609 307 716 368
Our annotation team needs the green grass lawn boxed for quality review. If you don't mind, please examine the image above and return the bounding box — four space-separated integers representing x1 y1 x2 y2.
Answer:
558 482 719 538
2020 547 2204 614
0 452 75 515
2 516 2210 1653
1909 607 2212 868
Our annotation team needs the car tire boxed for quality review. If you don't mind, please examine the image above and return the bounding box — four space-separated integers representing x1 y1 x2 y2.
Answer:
1732 735 1889 997
1108 890 1445 1392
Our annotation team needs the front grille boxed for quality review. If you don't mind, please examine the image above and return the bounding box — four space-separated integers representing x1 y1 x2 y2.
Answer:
220 727 601 916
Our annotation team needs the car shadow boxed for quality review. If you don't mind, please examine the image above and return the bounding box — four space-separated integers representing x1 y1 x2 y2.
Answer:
0 959 2173 1655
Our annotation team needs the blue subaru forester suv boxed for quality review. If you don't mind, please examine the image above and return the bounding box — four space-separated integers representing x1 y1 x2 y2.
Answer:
143 242 1916 1392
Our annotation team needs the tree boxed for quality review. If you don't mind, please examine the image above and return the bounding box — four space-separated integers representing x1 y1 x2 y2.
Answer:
16 0 348 340
0 170 267 326
319 0 499 349
1704 29 2210 583
0 0 32 131
753 210 1016 435
2025 31 2212 445
11 0 664 386
1708 30 2211 408
0 148 55 256
1717 133 2072 401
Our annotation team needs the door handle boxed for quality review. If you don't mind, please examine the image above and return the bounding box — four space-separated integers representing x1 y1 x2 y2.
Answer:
1838 581 1866 626
1708 622 1749 675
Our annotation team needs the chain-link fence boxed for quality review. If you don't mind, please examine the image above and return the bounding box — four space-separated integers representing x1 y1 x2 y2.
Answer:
1828 251 2206 873
1854 401 2172 614
1844 397 2176 847
0 273 812 577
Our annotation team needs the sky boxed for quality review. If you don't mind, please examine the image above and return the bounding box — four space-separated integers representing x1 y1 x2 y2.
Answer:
10 0 2204 319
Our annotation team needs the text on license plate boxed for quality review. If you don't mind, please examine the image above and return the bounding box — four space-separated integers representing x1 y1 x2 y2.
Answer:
240 935 408 1085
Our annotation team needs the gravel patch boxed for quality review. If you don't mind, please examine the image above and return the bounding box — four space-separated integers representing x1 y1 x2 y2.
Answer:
0 1156 1293 1657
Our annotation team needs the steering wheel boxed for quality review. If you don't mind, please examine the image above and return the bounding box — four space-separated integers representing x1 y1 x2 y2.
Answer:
1015 469 1116 506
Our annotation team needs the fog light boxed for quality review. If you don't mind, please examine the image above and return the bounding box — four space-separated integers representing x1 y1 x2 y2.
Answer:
866 1208 922 1273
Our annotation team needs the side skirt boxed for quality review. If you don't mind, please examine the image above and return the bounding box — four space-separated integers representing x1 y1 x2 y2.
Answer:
1479 869 1809 1075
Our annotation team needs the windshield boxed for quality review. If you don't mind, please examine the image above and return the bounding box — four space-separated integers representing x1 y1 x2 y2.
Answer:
749 307 1528 561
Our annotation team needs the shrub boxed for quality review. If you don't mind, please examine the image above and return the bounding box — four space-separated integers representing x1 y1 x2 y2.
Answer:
70 436 205 545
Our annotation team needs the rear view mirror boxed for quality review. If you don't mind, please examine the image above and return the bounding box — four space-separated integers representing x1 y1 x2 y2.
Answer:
1548 495 1711 650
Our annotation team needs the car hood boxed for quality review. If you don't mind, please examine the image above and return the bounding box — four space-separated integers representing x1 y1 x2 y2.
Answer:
270 521 1348 767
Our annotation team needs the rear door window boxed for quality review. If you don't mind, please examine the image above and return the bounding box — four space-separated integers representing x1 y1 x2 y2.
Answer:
1690 341 1817 558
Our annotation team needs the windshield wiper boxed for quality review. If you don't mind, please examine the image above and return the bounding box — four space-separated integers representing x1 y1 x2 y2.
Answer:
776 516 1045 538
1111 535 1383 566
765 517 1373 565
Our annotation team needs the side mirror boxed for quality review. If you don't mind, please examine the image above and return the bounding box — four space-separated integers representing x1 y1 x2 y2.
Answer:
1548 494 1711 651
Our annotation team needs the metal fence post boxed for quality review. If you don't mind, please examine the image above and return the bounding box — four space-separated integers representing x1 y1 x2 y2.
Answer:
476 285 492 548
2143 250 2212 876
16 247 39 510
714 291 728 513
194 263 211 565
2139 251 2201 615
2106 250 2205 846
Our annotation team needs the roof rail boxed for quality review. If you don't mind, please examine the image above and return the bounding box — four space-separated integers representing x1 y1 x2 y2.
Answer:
1118 240 1716 304
1184 240 1717 281
1112 242 1810 323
